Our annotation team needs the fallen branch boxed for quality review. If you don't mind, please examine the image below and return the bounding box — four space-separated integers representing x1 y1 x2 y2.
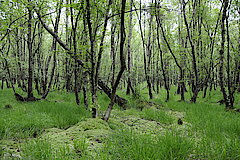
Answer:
36 10 128 106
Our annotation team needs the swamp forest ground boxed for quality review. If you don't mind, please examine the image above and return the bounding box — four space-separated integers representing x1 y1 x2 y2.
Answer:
0 87 240 159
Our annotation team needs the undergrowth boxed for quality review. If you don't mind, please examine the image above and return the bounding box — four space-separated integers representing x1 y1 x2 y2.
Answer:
1 86 240 159
0 88 90 139
97 129 193 160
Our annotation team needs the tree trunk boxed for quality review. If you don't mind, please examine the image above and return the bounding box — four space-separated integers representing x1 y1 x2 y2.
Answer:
86 0 98 117
219 0 232 109
136 0 153 99
42 1 63 99
155 5 185 101
126 0 135 96
104 0 126 121
36 9 128 107
27 0 34 99
156 21 169 101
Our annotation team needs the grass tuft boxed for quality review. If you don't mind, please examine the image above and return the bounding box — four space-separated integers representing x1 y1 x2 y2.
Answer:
98 129 193 160
0 89 90 139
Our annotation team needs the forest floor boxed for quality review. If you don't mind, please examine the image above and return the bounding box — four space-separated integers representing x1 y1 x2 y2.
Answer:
1 87 240 159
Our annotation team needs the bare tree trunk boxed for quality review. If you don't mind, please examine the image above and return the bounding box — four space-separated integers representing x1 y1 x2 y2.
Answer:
126 0 135 96
95 0 112 94
104 0 126 121
181 0 199 103
86 0 98 116
226 8 234 108
219 0 232 109
155 18 169 101
70 0 81 105
27 0 34 99
135 0 153 99
110 20 116 88
155 5 185 101
237 14 240 92
42 0 63 99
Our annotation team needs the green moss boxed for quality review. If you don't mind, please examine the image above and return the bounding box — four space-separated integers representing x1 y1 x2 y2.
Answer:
0 89 195 159
22 118 112 159
67 118 110 133
0 139 22 159
135 100 164 111
109 109 167 135
167 109 185 119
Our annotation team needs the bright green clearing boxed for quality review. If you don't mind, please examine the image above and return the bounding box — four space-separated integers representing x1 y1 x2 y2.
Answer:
0 88 240 159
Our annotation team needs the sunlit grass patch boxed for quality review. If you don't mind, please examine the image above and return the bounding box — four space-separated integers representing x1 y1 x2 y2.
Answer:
0 89 90 139
21 138 77 160
98 129 193 160
140 108 174 125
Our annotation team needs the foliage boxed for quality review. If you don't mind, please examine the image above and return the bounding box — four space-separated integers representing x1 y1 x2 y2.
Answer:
0 0 240 158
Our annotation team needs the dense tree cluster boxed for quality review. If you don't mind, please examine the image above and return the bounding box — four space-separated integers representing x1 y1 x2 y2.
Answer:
0 0 239 119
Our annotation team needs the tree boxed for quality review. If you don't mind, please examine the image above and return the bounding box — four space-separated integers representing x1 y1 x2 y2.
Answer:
104 0 127 121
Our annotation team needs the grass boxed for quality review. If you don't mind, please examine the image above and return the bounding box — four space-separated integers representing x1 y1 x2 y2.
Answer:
140 108 174 125
97 129 193 160
1 86 240 159
153 86 240 159
21 139 77 160
166 101 240 159
0 88 90 139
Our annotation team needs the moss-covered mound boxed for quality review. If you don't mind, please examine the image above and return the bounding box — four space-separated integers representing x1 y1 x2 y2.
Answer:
0 139 22 159
35 118 111 158
0 100 191 159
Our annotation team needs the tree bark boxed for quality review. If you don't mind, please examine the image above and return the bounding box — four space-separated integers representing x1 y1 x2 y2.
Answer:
36 8 128 107
86 0 98 117
219 0 232 109
181 0 199 103
156 7 185 101
42 0 63 99
104 0 127 121
27 0 34 99
136 0 153 99
126 0 135 96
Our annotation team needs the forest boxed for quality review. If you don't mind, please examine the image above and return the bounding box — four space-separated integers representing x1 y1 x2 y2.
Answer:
0 0 240 159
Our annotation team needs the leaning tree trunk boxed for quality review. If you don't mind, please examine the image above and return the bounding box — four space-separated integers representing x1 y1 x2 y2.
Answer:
36 8 128 107
104 0 127 121
155 5 185 101
42 0 63 99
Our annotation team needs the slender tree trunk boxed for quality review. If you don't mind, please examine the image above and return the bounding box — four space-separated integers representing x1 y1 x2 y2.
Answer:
219 0 232 109
136 0 153 99
155 6 185 101
70 1 81 105
156 22 169 101
42 0 63 99
181 1 199 103
95 0 112 95
86 0 98 116
27 0 34 99
226 8 234 108
104 0 126 121
126 0 135 96
110 20 116 88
